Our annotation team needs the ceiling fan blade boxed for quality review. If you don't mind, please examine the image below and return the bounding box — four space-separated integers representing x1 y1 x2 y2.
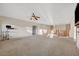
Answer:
34 17 38 20
36 16 40 18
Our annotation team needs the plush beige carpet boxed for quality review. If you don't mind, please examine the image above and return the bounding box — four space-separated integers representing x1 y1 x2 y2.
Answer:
0 35 79 56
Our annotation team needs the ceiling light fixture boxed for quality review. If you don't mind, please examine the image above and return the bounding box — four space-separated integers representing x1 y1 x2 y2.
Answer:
31 9 40 21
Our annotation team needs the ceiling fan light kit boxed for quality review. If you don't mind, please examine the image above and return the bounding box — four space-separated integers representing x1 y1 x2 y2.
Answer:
31 11 40 21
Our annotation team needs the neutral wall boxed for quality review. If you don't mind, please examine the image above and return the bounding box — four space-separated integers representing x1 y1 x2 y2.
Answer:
74 26 77 41
0 16 50 39
0 20 2 40
0 24 1 35
1 24 32 39
69 18 75 40
76 28 79 49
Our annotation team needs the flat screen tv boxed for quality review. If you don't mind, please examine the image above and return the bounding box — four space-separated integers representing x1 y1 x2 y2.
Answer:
6 25 11 29
75 3 79 24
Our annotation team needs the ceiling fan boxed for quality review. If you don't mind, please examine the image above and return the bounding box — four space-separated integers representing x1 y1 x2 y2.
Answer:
31 12 40 21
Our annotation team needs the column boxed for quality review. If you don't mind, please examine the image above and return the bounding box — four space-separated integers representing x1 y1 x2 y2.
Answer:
32 25 37 35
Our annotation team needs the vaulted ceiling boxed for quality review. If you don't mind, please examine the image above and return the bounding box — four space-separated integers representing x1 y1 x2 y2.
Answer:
0 3 77 25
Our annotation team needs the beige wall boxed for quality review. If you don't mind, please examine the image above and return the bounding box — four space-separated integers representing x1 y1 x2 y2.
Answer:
0 16 77 39
0 16 50 38
69 18 75 40
0 19 2 39
76 28 79 49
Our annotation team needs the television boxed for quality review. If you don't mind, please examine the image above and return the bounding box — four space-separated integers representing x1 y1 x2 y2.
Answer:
6 25 14 29
75 3 79 24
6 25 11 29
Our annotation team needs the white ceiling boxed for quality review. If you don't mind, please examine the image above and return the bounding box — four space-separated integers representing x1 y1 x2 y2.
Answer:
0 3 77 25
